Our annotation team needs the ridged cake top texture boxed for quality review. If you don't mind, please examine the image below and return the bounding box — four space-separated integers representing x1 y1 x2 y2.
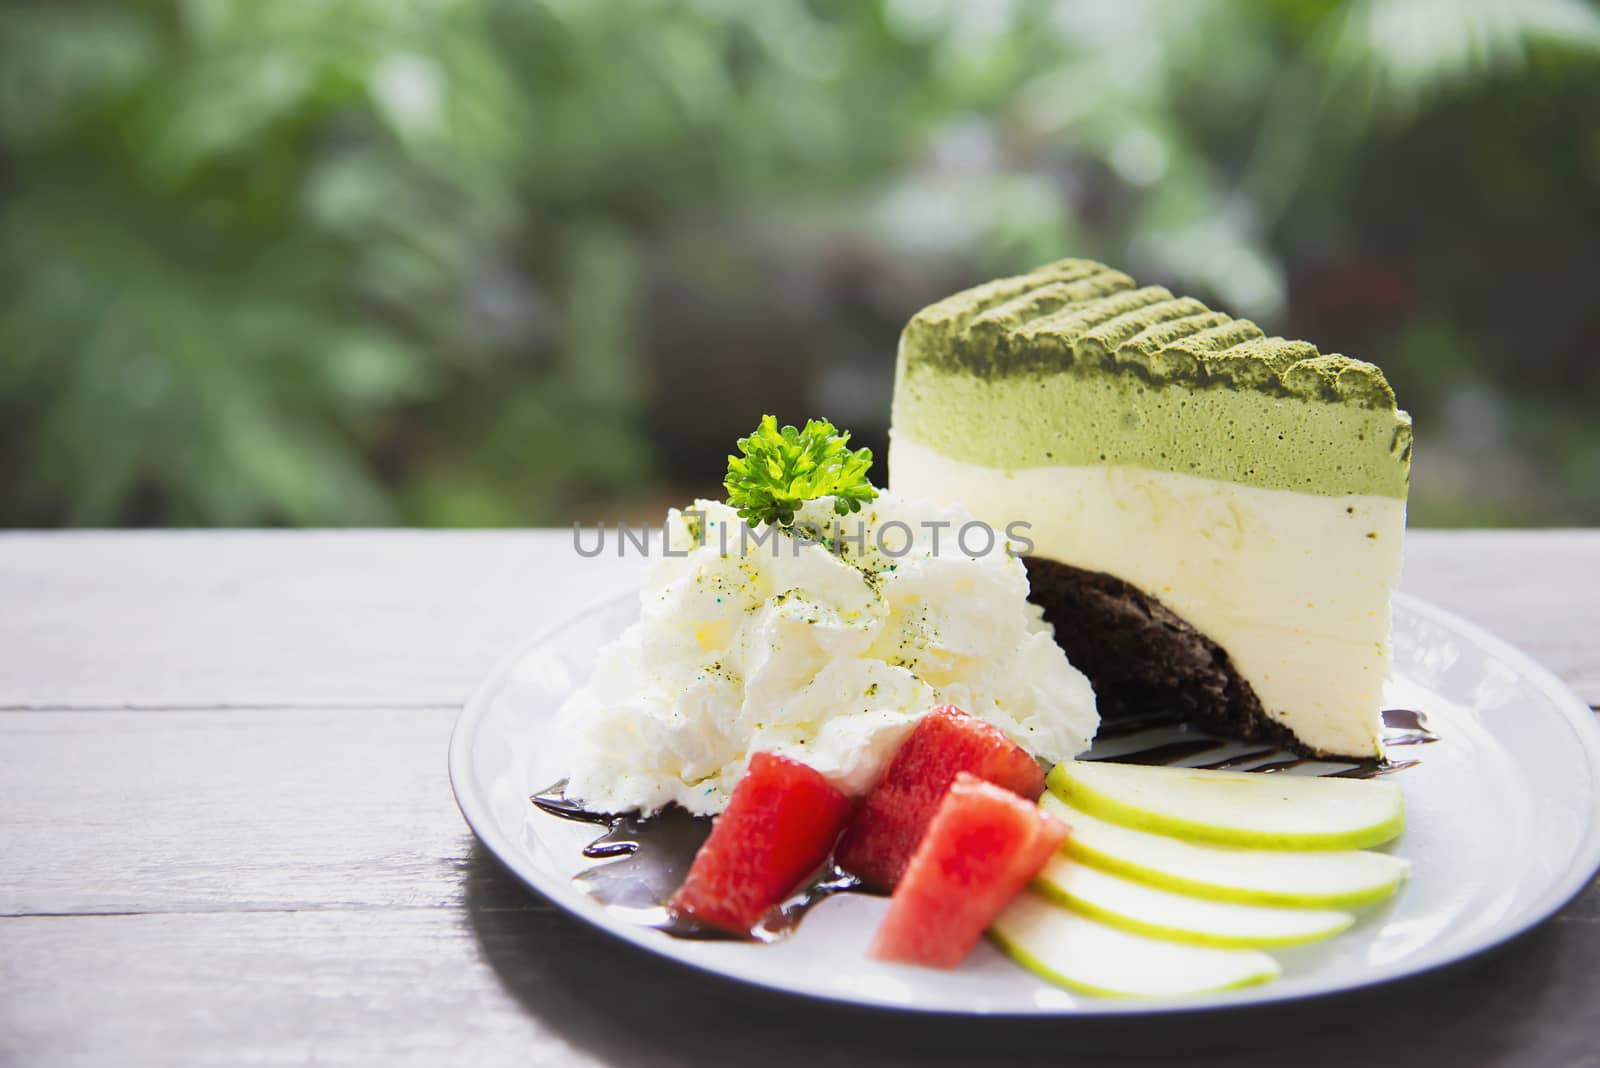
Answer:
901 259 1400 411
892 259 1412 499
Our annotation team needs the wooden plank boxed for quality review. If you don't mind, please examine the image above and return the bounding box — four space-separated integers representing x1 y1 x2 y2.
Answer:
0 530 642 710
0 909 564 1068
1401 530 1600 705
0 707 531 916
2 530 1597 711
0 881 1595 1068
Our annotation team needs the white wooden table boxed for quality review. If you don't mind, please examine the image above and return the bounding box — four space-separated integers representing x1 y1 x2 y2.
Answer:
2 530 1597 1067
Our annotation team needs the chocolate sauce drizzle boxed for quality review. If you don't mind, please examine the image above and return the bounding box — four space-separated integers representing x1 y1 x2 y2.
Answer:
531 784 872 942
1090 707 1436 778
531 708 1435 942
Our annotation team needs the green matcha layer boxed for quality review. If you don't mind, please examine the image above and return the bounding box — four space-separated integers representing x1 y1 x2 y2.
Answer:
893 259 1411 498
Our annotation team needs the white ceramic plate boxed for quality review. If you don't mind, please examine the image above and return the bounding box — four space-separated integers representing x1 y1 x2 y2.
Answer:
450 591 1600 1015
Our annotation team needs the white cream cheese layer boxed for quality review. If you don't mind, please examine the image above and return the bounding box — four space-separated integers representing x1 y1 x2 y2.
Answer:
557 494 1099 816
890 434 1404 757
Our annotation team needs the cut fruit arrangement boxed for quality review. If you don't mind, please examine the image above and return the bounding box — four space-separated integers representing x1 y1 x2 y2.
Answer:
662 705 1408 998
994 763 1407 996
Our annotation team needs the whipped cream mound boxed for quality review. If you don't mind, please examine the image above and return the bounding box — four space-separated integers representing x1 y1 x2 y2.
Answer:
557 493 1099 816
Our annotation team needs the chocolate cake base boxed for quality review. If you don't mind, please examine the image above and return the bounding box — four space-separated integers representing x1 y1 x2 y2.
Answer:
1023 556 1312 756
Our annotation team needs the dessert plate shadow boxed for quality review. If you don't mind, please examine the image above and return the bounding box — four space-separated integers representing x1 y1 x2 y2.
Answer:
449 592 1600 1016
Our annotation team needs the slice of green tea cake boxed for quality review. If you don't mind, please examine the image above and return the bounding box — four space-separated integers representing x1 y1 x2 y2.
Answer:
890 259 1411 758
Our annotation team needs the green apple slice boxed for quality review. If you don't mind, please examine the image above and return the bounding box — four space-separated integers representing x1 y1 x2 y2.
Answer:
1042 794 1409 907
1032 856 1354 948
990 891 1281 998
1049 760 1405 849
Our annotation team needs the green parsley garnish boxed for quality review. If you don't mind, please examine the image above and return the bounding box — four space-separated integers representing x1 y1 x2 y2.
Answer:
724 415 878 526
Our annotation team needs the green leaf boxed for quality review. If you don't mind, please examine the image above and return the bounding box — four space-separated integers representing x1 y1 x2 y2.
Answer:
723 415 878 527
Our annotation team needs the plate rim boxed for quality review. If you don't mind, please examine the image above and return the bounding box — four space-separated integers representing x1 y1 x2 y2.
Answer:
449 589 1600 1018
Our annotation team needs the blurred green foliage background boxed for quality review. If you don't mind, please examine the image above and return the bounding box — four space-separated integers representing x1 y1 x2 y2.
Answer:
2 0 1597 528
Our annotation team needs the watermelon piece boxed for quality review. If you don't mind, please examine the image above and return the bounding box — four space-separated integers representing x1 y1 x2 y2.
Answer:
871 773 1069 968
669 751 853 935
836 705 1046 889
